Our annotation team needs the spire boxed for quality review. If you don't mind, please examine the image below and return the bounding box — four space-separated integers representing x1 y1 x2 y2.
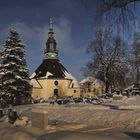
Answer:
48 17 54 38
44 17 59 60
49 17 53 30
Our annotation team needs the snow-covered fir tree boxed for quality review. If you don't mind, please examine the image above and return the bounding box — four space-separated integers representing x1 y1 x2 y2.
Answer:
0 50 3 94
0 29 31 105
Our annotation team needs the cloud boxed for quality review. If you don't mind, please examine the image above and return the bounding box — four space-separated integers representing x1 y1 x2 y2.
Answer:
3 17 73 51
0 16 87 79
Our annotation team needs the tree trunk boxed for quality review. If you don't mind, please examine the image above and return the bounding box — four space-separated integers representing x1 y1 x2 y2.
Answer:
105 80 109 93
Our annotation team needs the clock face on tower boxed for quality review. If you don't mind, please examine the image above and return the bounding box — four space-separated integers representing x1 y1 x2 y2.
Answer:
46 52 58 59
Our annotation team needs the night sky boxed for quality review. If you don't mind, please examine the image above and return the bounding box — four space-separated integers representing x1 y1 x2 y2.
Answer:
0 0 140 80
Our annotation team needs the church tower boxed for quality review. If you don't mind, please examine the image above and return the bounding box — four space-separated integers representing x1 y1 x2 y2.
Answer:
30 18 80 99
44 18 59 60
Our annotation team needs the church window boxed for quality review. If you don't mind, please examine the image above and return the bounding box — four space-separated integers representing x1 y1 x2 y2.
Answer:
54 80 58 86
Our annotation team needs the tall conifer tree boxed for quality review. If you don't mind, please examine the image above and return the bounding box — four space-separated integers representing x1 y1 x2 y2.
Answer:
0 29 31 105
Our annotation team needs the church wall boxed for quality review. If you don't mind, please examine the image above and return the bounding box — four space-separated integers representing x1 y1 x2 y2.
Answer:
66 88 81 97
31 78 81 99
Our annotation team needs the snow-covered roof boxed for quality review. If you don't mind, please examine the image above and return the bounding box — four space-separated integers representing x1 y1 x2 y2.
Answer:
30 59 79 88
80 76 96 84
94 79 105 86
30 79 41 88
80 76 105 86
64 70 79 88
30 72 36 79
46 72 53 77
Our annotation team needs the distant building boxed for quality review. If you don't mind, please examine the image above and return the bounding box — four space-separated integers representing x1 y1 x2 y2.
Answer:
30 18 80 99
80 77 105 97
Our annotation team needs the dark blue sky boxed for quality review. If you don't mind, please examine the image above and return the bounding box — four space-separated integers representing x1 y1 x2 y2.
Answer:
0 0 139 80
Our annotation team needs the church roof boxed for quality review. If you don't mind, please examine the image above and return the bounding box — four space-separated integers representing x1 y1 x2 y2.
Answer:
30 59 79 88
31 59 68 79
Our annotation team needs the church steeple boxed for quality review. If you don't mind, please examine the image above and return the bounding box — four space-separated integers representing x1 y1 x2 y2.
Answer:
44 17 59 60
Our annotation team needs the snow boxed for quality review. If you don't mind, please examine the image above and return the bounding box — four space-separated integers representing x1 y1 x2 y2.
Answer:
3 62 17 67
1 55 4 59
46 72 53 77
3 54 22 61
19 69 28 72
15 75 22 79
71 79 80 88
10 62 17 65
30 70 79 88
80 76 105 86
5 71 13 74
94 79 105 86
30 79 41 88
64 71 79 88
29 61 80 87
7 55 15 58
0 30 30 97
11 86 17 90
7 38 12 42
31 72 54 78
30 72 36 79
9 100 140 137
18 42 25 46
80 77 96 84
6 48 12 51
3 63 10 67
3 80 14 84
0 72 5 75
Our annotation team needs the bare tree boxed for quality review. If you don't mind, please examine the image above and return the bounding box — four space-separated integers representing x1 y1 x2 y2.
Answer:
81 0 140 33
131 31 140 85
96 0 139 29
97 0 139 15
82 27 128 93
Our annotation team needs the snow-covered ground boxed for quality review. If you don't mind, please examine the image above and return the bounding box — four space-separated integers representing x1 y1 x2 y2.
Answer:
1 96 140 140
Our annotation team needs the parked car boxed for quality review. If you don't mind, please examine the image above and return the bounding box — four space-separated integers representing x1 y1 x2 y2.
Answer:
131 88 140 96
122 89 129 96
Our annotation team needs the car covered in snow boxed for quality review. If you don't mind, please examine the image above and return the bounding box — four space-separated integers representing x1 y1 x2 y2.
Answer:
122 89 130 96
131 88 140 96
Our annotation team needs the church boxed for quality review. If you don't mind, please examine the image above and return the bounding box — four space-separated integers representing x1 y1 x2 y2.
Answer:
30 18 80 99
